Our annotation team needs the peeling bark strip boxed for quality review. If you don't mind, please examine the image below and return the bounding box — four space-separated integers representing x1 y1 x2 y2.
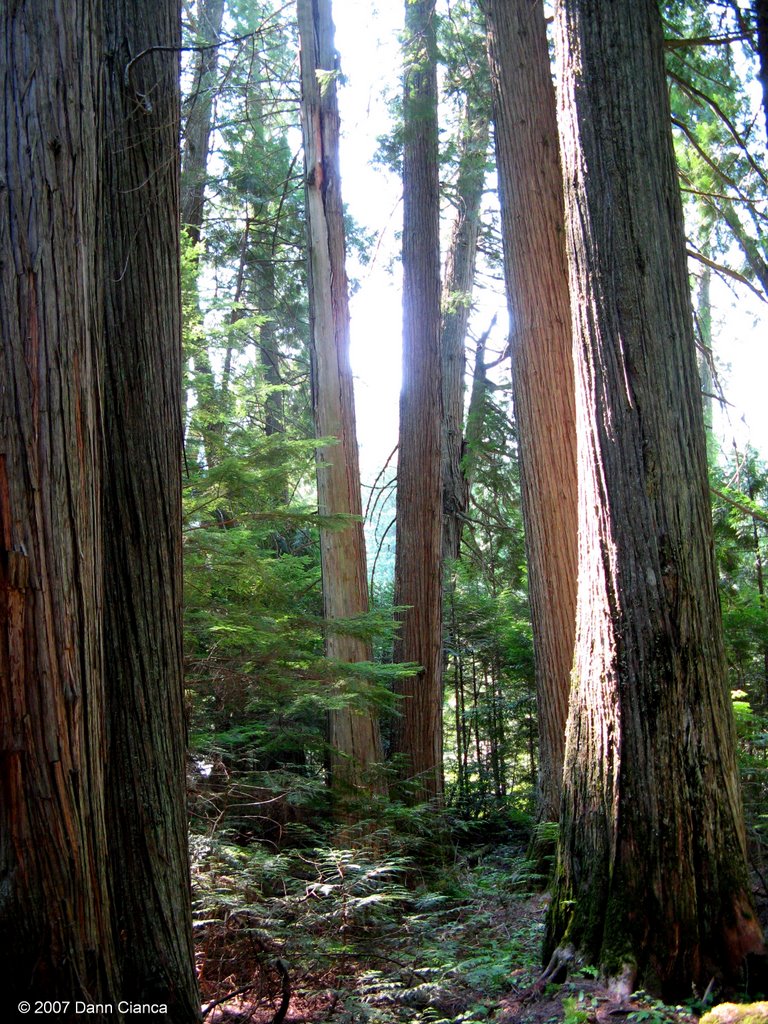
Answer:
297 0 384 801
485 0 577 825
392 0 444 804
546 0 764 997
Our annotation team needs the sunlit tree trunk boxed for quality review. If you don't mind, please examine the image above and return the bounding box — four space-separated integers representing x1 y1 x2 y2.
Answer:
101 2 200 1018
485 0 577 824
298 0 385 802
0 1 118 1003
392 0 444 804
545 0 764 997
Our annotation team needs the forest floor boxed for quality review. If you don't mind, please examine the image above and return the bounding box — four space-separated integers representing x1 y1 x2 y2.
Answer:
192 833 743 1024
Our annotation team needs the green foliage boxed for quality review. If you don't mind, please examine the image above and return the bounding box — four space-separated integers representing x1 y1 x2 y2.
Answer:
628 991 693 1024
193 826 542 1021
665 1 768 295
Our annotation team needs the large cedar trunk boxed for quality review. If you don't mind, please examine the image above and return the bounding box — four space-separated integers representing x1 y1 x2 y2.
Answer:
0 1 118 1002
545 0 764 997
1 2 198 1014
298 0 384 800
101 3 200 1018
392 0 444 804
485 0 577 824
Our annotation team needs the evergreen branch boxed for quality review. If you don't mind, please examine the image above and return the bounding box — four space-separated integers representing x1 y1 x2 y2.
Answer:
672 117 743 193
686 247 767 302
664 32 751 50
680 184 767 208
711 487 768 527
668 69 768 187
369 517 396 599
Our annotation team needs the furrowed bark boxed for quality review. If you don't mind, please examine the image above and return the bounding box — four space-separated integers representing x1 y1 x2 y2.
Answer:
392 0 444 804
101 2 200 1018
485 0 577 824
546 0 764 997
0 1 118 1005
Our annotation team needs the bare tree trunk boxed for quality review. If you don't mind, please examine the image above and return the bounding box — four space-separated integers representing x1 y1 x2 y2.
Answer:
545 0 764 997
298 0 384 803
485 0 577 824
392 0 444 804
442 98 489 565
1 3 198 1015
181 0 225 242
0 1 118 1004
696 265 714 435
101 3 200 1018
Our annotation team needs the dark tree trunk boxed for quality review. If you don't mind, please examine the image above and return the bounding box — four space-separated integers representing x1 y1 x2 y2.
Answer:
485 0 577 824
101 2 200 1019
392 0 444 804
0 1 118 1004
545 0 764 997
298 0 385 803
1 2 198 1016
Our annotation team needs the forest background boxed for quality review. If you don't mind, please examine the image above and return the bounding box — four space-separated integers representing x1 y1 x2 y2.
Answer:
179 0 768 1019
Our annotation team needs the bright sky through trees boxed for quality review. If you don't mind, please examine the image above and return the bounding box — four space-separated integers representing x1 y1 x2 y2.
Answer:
332 0 768 468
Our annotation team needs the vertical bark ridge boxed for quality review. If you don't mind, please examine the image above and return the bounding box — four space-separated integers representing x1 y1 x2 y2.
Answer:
101 3 200 1018
547 0 764 996
392 0 444 804
485 0 577 823
0 0 118 1003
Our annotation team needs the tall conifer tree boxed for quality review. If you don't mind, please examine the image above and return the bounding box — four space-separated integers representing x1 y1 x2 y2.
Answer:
546 0 764 995
392 0 444 802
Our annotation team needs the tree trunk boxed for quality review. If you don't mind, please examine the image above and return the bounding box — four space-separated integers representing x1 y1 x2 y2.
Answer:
0 1 118 1004
485 0 577 824
101 3 200 1018
545 0 764 997
181 0 225 243
696 265 714 436
392 0 444 804
441 97 489 565
1 2 198 1015
298 0 385 802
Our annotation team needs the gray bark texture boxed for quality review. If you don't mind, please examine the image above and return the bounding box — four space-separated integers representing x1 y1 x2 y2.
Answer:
546 0 764 997
441 97 489 566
